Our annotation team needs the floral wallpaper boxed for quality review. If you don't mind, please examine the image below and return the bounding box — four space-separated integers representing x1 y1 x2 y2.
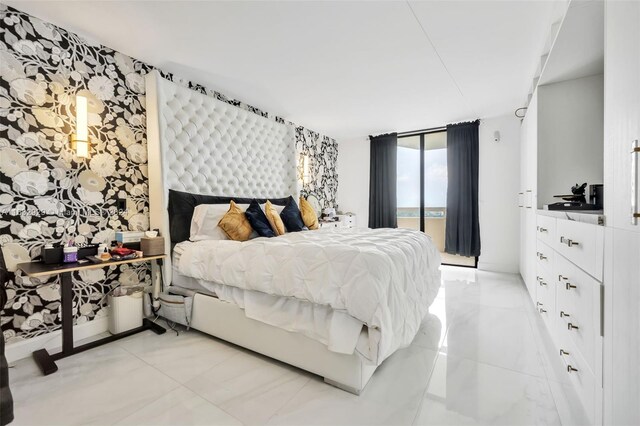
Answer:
297 127 338 210
0 4 338 343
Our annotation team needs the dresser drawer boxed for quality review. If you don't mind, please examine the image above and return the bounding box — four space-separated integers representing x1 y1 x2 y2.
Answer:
557 339 596 425
555 255 601 374
536 240 554 273
536 215 556 246
536 266 556 329
319 221 341 229
339 215 356 228
554 220 604 281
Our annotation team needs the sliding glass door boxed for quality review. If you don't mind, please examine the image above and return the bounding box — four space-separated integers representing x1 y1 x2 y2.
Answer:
397 131 476 267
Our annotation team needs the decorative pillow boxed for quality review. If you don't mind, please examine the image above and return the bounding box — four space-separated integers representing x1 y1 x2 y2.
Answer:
299 197 319 230
245 200 277 237
217 201 254 241
264 201 286 236
191 203 250 241
279 196 305 232
168 189 289 244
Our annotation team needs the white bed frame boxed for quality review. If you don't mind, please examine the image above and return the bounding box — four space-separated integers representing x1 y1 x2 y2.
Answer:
145 70 376 393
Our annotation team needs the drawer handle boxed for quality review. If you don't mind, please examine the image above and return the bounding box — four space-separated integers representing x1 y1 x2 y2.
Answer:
560 349 570 356
567 365 579 373
568 322 580 331
536 302 543 307
539 281 547 287
538 226 548 233
539 308 547 314
560 311 570 318
558 275 568 281
537 252 547 260
565 283 577 290
560 236 580 247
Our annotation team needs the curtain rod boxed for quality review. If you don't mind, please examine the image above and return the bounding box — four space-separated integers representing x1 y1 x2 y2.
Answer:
397 126 446 137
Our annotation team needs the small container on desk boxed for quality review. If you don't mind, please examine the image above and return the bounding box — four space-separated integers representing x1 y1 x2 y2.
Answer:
140 236 164 256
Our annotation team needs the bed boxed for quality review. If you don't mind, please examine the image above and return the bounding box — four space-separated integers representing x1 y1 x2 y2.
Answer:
144 70 441 394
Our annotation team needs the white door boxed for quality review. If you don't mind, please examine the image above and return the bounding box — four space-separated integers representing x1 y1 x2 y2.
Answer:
604 0 640 230
604 1 640 424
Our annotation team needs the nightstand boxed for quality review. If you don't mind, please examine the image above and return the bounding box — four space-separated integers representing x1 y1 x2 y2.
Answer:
337 214 357 228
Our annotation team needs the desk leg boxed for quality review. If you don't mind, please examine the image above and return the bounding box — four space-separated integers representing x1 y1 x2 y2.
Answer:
32 272 73 375
60 271 74 354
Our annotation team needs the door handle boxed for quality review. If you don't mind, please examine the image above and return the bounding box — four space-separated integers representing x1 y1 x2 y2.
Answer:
567 365 578 373
632 139 639 225
566 282 577 290
568 322 579 331
560 311 570 318
560 349 570 356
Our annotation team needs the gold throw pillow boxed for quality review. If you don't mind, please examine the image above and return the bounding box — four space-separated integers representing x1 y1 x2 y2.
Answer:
299 197 319 230
265 200 286 236
218 201 253 241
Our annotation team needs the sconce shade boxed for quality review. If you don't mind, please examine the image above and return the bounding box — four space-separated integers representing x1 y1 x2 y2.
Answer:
302 154 311 183
70 95 90 158
76 95 88 141
75 140 89 158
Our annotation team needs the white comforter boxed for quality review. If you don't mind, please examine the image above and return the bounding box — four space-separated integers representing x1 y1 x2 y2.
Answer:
177 227 441 364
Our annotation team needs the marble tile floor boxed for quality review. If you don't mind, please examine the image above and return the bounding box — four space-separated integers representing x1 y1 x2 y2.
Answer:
6 266 562 425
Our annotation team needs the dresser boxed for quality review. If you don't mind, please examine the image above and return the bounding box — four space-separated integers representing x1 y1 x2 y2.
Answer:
319 214 357 229
534 211 604 425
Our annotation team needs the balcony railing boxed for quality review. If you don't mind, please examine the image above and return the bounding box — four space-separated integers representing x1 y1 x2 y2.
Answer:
397 207 446 218
396 207 446 251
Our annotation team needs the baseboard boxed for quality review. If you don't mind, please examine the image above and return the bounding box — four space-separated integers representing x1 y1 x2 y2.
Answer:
477 261 519 274
5 315 109 364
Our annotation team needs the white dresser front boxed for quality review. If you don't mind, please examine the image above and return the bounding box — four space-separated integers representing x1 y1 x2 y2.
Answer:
534 213 604 425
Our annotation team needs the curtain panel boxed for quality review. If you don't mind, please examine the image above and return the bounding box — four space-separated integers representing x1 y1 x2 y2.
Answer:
445 120 481 257
368 133 398 228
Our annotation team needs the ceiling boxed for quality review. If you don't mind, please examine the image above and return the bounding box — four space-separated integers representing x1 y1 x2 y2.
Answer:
539 0 604 86
7 1 561 140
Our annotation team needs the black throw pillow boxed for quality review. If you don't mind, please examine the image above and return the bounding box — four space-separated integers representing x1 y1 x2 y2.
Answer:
245 200 276 238
280 196 305 232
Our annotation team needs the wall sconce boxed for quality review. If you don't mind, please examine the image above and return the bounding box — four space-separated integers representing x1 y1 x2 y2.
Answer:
301 154 311 184
70 95 90 158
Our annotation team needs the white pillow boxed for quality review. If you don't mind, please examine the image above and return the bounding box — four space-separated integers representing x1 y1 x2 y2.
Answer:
190 202 286 241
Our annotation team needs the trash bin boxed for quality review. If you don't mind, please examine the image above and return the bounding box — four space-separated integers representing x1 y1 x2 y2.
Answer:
108 286 144 334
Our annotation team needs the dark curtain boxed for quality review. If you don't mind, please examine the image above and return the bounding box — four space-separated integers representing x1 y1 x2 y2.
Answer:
368 133 398 228
445 120 481 257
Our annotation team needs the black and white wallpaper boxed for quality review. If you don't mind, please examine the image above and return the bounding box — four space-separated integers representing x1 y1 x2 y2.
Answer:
0 4 338 343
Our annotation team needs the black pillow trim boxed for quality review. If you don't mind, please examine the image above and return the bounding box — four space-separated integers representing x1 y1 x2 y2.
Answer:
168 189 288 245
279 196 305 232
245 199 277 238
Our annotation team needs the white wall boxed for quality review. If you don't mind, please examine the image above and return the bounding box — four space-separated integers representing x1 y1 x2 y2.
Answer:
336 114 521 273
478 115 522 273
336 137 370 226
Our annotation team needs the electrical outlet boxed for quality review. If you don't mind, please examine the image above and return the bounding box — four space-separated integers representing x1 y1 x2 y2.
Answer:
116 198 127 212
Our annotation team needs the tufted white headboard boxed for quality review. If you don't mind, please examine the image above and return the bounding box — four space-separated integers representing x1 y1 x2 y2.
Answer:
145 70 298 288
